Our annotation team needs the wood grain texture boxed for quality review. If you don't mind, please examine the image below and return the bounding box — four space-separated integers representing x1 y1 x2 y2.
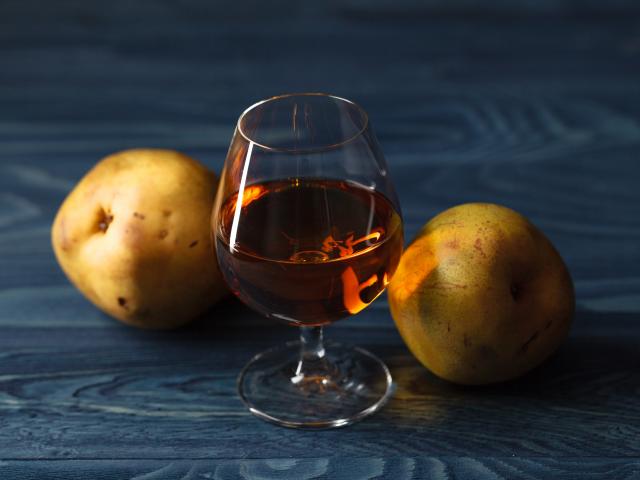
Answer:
2 458 640 480
1 0 640 478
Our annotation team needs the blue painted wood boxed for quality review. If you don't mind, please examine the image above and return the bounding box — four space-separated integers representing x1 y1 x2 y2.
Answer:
2 458 640 480
1 0 640 478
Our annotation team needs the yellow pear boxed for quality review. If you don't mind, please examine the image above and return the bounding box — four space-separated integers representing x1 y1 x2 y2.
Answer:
388 203 574 385
51 149 227 329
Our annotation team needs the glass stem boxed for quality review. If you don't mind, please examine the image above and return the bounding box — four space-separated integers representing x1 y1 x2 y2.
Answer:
294 326 332 383
300 326 325 361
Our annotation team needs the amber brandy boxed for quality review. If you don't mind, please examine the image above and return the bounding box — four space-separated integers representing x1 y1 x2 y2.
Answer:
215 178 403 326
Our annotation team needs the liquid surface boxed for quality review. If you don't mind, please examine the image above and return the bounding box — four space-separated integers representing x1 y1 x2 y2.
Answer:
215 179 403 325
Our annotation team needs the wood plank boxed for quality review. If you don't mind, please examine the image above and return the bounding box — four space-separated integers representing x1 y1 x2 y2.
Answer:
2 457 640 480
0 309 638 459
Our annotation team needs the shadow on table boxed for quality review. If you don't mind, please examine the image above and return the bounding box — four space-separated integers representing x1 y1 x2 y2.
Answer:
116 303 639 422
383 308 640 428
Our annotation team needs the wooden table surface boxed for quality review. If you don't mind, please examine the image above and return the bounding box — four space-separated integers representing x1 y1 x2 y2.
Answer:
1 0 640 478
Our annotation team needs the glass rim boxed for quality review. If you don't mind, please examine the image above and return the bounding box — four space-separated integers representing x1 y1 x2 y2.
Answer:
236 92 370 153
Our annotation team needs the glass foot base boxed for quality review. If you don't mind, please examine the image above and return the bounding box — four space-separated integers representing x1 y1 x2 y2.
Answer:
237 340 394 429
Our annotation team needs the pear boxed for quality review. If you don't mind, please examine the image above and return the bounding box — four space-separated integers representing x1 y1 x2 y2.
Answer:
388 203 574 385
52 149 227 329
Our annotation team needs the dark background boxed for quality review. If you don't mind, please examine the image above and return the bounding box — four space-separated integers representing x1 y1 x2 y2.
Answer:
1 0 640 478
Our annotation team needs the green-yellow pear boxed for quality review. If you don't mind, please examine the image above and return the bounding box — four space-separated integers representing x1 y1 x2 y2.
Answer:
388 203 574 385
52 149 227 329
